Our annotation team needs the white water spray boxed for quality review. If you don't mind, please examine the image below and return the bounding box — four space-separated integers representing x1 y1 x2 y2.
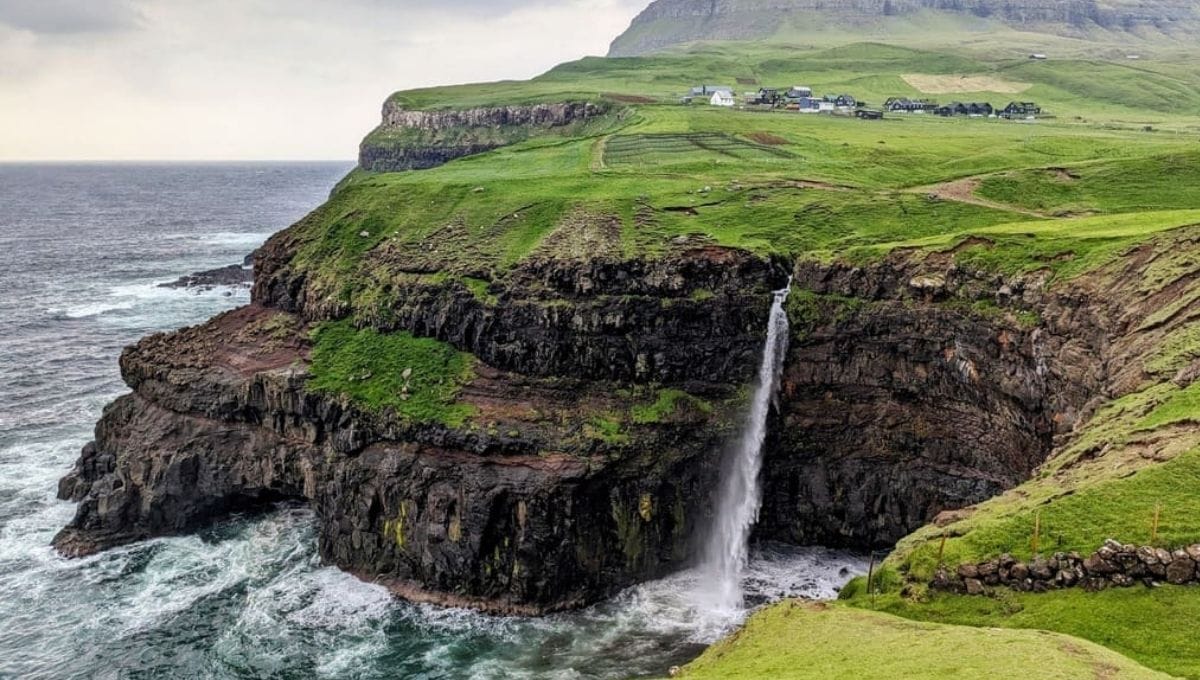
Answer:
697 281 792 618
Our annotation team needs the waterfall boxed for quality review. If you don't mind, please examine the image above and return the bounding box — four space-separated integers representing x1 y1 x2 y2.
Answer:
697 281 792 618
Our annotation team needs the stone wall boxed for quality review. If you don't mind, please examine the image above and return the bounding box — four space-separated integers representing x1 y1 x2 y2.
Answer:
932 539 1200 595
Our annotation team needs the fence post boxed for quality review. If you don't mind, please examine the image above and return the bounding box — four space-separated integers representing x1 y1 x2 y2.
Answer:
867 551 877 605
1152 503 1162 545
1032 511 1041 557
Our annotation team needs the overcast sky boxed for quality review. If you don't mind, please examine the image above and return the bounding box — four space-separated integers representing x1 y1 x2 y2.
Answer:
0 0 645 160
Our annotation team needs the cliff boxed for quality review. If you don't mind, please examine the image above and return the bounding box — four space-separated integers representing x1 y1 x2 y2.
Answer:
608 0 1200 56
52 220 1149 611
359 100 612 173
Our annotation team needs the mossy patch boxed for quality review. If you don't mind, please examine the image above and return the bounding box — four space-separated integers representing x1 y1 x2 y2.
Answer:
307 320 476 427
584 414 629 446
630 388 712 424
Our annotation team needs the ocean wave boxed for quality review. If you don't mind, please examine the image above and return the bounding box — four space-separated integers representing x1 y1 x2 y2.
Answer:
44 299 138 320
43 280 249 323
163 231 273 248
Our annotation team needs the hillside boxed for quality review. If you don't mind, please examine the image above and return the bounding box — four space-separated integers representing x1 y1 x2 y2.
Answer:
54 28 1200 680
609 0 1200 57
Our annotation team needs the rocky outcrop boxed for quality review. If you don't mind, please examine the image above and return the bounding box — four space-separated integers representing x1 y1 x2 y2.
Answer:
158 263 253 291
57 216 1189 614
359 101 610 173
932 540 1200 594
380 101 606 131
255 244 784 384
608 0 1200 56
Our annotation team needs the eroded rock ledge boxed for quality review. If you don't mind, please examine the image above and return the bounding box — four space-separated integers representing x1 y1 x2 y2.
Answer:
55 241 1133 614
359 101 611 173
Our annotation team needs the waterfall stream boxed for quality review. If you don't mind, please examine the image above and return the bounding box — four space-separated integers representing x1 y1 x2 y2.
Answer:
696 281 792 621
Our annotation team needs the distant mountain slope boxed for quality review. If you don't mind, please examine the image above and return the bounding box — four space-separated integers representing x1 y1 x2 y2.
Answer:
608 0 1200 56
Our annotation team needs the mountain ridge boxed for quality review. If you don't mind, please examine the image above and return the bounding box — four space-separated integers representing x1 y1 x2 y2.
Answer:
609 0 1200 56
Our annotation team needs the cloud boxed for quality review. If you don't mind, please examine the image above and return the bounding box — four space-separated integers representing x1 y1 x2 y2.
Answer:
0 0 646 160
0 0 142 33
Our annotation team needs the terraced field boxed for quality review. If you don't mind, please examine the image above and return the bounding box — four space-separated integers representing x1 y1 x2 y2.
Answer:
603 132 795 166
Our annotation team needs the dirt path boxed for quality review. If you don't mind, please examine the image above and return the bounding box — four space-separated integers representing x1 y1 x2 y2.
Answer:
590 136 609 172
910 176 1050 218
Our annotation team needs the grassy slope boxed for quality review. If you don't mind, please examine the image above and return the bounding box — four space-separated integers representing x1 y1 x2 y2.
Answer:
976 151 1200 215
390 42 1200 128
302 98 1196 306
297 40 1200 677
679 602 1169 680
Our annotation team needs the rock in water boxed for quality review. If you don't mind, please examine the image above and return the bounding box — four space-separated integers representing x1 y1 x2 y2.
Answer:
158 263 253 291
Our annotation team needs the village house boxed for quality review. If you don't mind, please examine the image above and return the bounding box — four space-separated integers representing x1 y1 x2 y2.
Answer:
793 96 823 113
884 97 937 113
786 86 813 100
681 85 734 104
710 89 736 107
827 94 859 109
935 102 994 117
751 87 783 106
1000 101 1041 119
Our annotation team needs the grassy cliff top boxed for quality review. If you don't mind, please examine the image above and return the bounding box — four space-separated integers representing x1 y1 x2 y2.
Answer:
300 43 1200 311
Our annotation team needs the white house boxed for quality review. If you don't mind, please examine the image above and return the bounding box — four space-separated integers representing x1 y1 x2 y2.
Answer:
710 90 735 107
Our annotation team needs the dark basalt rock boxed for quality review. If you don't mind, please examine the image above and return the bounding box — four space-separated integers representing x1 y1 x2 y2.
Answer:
158 263 254 291
57 232 1170 614
359 102 610 173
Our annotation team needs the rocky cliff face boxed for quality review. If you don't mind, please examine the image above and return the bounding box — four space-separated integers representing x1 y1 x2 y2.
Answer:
57 210 1162 613
359 101 610 173
54 245 784 614
758 260 1107 549
58 143 1199 615
608 0 1200 56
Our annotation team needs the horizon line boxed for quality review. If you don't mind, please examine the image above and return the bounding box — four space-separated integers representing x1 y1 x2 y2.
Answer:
0 158 357 164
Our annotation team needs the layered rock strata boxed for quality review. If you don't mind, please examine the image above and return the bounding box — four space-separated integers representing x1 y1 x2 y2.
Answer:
56 215 1196 613
359 101 609 173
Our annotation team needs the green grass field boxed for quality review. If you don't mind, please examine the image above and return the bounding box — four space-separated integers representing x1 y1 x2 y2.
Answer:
678 602 1169 679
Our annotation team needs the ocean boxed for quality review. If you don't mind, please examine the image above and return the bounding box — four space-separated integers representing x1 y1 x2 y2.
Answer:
0 162 863 679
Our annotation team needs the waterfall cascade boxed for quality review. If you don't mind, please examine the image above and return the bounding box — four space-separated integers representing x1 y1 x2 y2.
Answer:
696 281 792 618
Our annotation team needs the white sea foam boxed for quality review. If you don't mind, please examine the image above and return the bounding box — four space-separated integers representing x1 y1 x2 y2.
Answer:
191 231 273 248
